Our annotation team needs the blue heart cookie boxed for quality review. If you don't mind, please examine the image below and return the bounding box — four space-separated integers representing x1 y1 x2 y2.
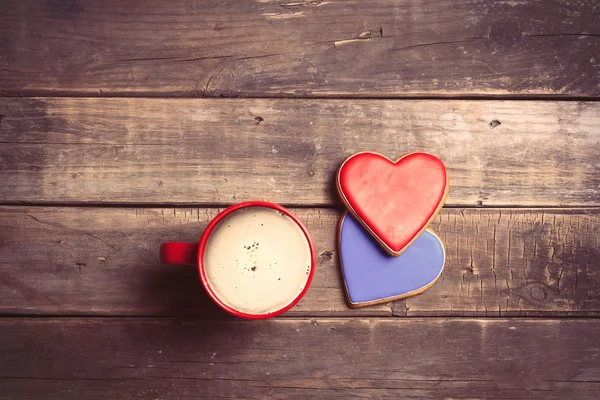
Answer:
339 211 445 308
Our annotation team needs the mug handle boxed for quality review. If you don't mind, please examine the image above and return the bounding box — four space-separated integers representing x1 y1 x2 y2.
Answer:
160 242 198 265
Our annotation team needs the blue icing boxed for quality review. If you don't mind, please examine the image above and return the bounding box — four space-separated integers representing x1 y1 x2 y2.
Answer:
339 213 445 304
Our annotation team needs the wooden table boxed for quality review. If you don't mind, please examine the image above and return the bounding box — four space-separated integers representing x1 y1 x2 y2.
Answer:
1 1 599 398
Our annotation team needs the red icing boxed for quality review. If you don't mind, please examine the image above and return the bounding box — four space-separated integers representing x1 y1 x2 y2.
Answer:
338 152 448 255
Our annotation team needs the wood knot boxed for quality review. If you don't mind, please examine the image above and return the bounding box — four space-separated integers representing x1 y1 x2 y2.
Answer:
254 116 264 125
530 285 547 301
320 251 333 262
489 120 501 128
512 282 558 306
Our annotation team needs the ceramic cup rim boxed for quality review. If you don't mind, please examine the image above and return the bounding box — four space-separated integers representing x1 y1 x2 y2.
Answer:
197 200 316 319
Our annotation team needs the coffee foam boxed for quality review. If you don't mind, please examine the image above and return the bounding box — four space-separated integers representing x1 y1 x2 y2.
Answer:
203 207 312 315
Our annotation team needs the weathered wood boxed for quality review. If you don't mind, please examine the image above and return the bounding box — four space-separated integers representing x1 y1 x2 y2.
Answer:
1 98 599 206
1 206 599 317
0 318 599 399
1 0 598 97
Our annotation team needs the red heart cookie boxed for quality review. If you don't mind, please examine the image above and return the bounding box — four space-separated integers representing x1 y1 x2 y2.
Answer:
337 152 448 256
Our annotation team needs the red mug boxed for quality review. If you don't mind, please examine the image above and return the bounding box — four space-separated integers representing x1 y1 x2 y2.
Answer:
160 201 316 319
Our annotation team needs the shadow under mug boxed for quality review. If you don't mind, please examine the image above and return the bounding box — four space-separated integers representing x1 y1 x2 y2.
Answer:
160 201 316 319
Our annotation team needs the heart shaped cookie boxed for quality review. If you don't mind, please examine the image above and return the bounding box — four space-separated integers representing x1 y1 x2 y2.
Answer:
338 212 445 308
337 152 448 256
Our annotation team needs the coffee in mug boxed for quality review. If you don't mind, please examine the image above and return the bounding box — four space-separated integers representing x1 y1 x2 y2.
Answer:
160 201 316 319
203 206 312 315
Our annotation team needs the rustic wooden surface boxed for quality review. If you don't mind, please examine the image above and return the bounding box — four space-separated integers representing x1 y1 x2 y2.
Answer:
1 0 599 97
2 0 600 398
1 98 599 206
1 318 599 399
1 206 599 317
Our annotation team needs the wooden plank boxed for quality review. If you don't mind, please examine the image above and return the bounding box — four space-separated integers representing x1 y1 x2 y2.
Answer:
1 0 598 97
1 98 599 206
1 206 599 317
0 318 599 399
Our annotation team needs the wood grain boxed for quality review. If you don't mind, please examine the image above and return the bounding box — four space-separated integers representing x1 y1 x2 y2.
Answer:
1 206 599 317
1 98 599 206
1 318 599 399
1 0 598 97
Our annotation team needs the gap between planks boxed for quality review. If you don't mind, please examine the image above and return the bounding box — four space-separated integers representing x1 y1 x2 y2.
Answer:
2 93 600 101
